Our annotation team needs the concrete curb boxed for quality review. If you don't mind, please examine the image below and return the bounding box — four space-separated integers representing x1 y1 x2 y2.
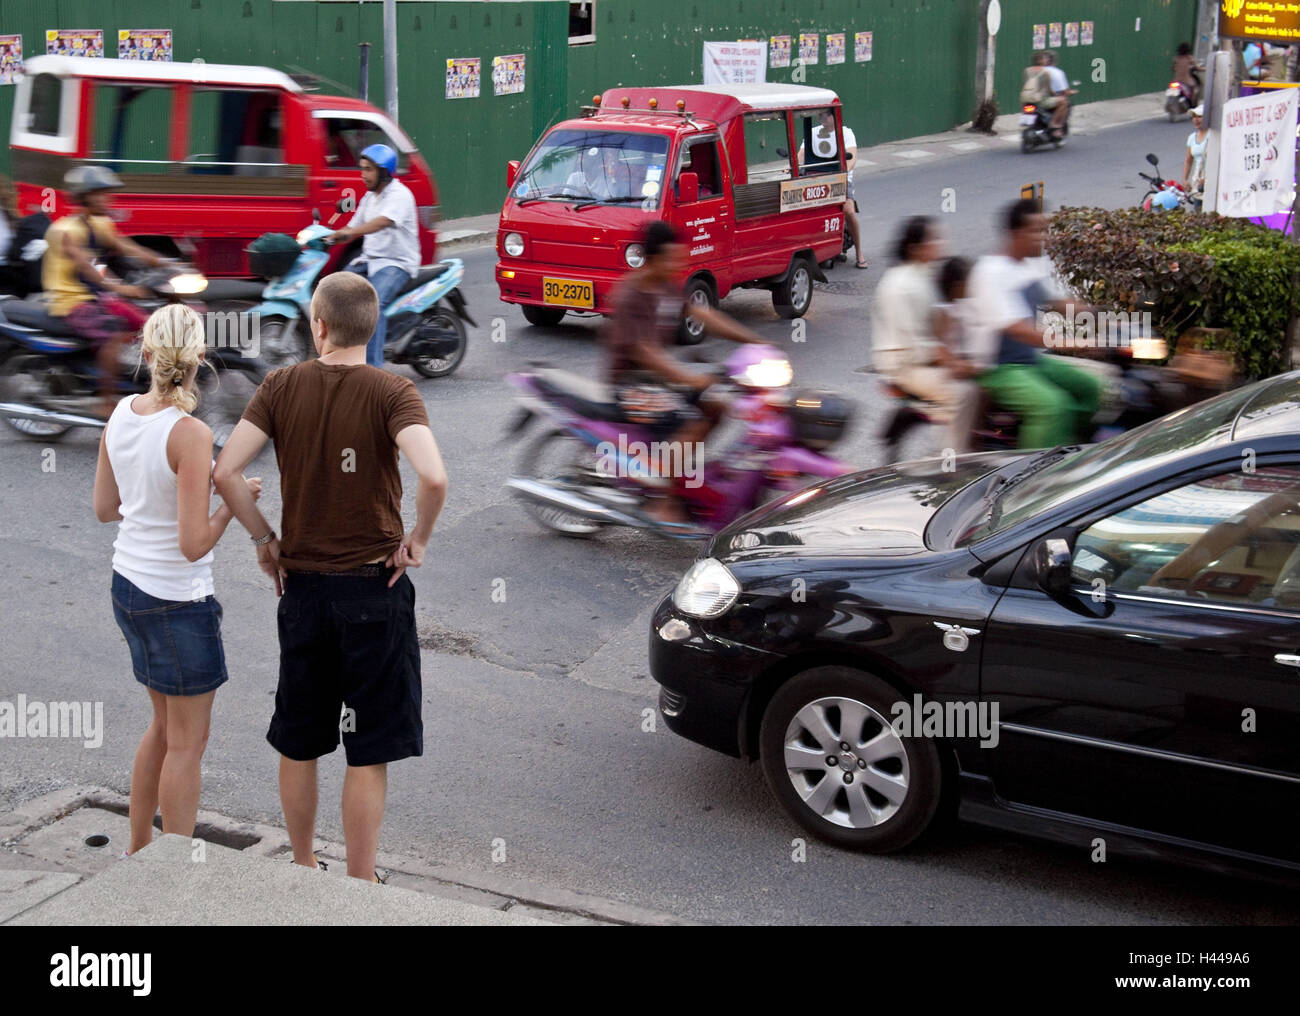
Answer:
0 786 696 926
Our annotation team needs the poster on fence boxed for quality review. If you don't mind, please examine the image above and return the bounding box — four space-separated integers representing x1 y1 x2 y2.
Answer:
1065 22 1079 47
0 35 22 84
446 57 480 100
1218 88 1298 217
1048 22 1062 48
1033 24 1047 50
118 29 172 61
798 33 819 65
769 34 791 68
47 29 103 57
854 31 873 62
493 53 525 95
703 41 767 84
1081 21 1095 46
826 33 845 65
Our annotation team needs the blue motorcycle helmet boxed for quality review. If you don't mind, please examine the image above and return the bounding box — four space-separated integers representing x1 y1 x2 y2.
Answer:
1150 190 1180 212
359 143 398 178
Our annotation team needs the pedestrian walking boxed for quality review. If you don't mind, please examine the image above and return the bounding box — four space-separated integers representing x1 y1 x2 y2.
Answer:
94 304 261 855
213 271 447 881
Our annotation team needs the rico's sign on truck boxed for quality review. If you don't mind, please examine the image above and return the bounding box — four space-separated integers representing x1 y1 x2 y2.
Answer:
1217 88 1298 218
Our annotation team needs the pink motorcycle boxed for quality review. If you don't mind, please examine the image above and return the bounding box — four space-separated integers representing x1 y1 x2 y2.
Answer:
505 345 855 539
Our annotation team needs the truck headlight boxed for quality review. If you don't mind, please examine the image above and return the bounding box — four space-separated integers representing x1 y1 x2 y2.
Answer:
503 232 525 257
625 243 646 268
672 558 740 619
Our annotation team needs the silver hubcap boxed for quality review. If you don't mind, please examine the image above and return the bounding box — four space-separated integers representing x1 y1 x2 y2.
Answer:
782 695 910 829
685 289 709 335
791 268 811 311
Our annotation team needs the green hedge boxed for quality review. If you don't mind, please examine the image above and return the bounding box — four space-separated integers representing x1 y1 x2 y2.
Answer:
1047 207 1300 379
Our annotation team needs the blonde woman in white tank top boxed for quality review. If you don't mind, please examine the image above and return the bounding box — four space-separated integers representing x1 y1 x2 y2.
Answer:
93 305 262 856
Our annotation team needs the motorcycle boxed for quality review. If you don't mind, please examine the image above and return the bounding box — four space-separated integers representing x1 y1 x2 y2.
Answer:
0 262 265 445
504 345 855 539
1138 152 1194 212
1020 101 1069 153
243 224 474 377
880 342 1194 460
1165 80 1195 121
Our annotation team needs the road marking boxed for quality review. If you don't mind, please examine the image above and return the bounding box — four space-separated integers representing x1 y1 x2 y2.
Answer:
893 149 935 160
856 157 877 166
950 141 984 152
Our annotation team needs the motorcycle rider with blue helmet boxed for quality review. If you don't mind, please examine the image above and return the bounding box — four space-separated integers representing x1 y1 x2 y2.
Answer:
325 143 419 367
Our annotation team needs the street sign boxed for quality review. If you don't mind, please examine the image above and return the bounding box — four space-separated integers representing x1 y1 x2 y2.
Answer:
1219 0 1300 44
1021 181 1044 210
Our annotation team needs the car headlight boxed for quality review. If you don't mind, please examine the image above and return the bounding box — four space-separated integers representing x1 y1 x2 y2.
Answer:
672 558 740 619
625 243 646 268
503 232 525 257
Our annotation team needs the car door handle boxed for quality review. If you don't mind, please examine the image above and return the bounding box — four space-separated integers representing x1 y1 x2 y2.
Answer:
321 181 338 189
1274 653 1300 667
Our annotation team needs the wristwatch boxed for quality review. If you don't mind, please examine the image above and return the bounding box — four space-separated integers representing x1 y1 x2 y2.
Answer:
251 529 276 546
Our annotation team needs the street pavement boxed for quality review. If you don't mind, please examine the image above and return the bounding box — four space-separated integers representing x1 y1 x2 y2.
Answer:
2 105 1298 924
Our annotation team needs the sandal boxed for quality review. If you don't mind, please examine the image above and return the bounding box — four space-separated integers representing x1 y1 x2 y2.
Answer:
855 259 870 269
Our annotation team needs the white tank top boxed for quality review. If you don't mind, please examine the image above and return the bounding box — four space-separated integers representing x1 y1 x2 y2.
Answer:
106 395 214 602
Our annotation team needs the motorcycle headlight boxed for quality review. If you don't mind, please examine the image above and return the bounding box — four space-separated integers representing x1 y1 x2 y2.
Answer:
672 558 740 619
294 227 317 244
625 243 646 269
733 357 794 389
503 232 525 257
167 272 208 295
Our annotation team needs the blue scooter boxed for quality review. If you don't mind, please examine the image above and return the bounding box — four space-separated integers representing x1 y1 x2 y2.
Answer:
247 224 474 377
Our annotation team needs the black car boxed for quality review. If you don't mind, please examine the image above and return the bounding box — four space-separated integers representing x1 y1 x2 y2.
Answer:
650 373 1300 881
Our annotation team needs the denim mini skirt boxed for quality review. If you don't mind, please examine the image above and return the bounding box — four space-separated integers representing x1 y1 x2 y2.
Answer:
111 570 229 696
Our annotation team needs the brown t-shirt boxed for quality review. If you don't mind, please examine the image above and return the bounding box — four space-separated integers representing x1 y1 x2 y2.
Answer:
603 277 683 384
241 361 429 571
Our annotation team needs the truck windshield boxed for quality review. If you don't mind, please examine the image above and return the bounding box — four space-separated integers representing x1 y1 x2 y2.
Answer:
512 129 670 207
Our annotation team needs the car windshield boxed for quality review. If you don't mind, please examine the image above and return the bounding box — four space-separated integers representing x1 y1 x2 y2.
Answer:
512 128 670 207
956 383 1262 547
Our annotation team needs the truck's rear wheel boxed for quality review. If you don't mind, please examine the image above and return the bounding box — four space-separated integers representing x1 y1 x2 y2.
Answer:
522 305 566 328
773 257 813 320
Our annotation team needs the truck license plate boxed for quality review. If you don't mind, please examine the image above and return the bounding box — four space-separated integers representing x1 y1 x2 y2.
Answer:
542 277 594 309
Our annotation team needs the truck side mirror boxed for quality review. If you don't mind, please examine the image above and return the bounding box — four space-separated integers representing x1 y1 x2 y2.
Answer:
677 171 699 204
1035 537 1074 597
506 160 520 190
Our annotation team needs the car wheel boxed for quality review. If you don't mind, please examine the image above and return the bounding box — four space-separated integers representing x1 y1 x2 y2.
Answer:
759 666 943 852
677 275 716 346
522 304 566 328
773 258 813 320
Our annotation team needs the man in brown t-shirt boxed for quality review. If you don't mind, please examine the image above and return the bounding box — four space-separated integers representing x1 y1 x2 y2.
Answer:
213 271 447 882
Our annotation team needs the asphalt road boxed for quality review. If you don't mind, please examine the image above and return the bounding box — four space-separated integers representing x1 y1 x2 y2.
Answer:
3 113 1297 924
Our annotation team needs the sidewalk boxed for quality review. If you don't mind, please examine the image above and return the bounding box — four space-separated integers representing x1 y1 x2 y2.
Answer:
0 786 691 926
435 91 1166 250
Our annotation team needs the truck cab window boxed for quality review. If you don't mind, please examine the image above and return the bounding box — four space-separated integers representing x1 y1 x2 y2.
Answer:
742 112 791 183
321 118 409 173
188 89 284 175
676 138 721 199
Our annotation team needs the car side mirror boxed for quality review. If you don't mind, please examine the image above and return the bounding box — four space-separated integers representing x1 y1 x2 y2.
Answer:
1035 538 1074 597
678 171 699 204
506 160 520 190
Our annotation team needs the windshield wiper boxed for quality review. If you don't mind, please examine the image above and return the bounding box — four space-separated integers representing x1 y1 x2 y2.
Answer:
517 190 584 206
573 196 649 211
982 445 1081 528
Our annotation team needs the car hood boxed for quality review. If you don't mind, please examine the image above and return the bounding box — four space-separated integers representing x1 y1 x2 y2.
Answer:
712 452 1026 563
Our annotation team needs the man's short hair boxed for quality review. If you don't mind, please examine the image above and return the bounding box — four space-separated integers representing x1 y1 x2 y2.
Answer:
1004 198 1043 233
312 271 379 348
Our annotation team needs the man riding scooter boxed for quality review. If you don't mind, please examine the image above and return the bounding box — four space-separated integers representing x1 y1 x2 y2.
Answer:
604 221 769 529
325 143 419 367
965 199 1101 449
44 166 165 417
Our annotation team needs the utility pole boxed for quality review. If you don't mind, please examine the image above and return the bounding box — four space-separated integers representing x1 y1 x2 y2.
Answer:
383 0 398 122
973 0 1001 131
1194 0 1217 66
